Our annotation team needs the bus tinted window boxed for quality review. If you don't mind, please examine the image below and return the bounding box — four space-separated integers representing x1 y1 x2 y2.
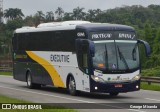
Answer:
15 30 76 52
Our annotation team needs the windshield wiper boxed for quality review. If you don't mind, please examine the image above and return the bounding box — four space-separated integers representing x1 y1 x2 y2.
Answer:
117 45 129 70
105 44 108 68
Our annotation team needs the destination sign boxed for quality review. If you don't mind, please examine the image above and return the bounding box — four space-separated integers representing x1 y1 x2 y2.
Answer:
90 31 136 41
115 31 136 40
92 33 112 39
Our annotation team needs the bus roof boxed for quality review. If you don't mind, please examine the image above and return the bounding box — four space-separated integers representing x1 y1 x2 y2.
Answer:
15 21 135 34
15 21 90 33
76 23 135 31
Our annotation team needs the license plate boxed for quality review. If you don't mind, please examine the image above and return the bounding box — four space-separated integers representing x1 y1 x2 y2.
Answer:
115 84 123 88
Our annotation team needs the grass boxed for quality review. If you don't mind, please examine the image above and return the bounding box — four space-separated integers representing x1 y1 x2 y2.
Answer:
0 72 12 76
141 66 160 77
0 95 77 112
141 82 160 91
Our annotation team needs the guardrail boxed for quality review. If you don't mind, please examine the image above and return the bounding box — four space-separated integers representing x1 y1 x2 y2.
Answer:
141 76 160 85
0 67 13 72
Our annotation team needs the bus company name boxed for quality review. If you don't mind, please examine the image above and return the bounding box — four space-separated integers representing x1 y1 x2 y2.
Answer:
92 33 112 39
50 54 70 63
77 32 85 37
118 33 135 39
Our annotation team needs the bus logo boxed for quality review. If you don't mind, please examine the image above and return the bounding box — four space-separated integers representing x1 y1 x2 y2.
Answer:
2 104 11 109
117 75 121 80
77 32 85 37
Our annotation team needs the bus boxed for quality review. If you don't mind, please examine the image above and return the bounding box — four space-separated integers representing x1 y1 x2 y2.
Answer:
12 21 150 96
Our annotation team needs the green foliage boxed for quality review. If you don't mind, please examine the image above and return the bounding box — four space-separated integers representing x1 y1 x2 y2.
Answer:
141 82 160 91
0 72 12 75
4 8 24 20
55 7 64 21
144 22 152 45
6 19 23 31
141 66 160 77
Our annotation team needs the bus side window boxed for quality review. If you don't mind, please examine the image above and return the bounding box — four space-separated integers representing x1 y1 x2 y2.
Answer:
82 45 88 68
77 44 89 74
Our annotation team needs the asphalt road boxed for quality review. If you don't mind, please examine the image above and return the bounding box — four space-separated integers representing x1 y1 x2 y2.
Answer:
0 75 160 112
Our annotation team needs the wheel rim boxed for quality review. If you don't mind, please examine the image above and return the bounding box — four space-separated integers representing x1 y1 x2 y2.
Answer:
69 77 75 93
27 74 31 87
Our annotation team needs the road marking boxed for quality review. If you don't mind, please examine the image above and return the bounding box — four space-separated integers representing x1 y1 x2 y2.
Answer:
128 109 146 112
129 109 146 112
0 85 94 103
145 98 160 102
0 85 146 112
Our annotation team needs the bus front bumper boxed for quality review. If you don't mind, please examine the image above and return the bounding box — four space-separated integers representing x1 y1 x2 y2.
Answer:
90 80 140 93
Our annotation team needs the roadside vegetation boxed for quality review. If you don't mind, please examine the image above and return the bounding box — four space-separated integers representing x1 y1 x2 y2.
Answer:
141 66 160 77
0 94 77 112
0 72 12 75
141 82 160 91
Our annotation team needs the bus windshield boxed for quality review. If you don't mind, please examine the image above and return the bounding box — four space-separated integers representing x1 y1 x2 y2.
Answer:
93 40 139 72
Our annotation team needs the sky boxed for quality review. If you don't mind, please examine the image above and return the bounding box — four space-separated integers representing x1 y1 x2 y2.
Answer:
3 0 160 16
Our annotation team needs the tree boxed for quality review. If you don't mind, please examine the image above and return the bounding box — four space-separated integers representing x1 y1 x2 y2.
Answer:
0 18 23 57
72 7 86 20
144 22 152 46
4 8 24 20
153 28 160 54
0 11 3 23
46 11 54 22
86 9 96 21
33 11 45 26
63 12 73 21
24 15 35 26
95 9 102 15
55 7 64 21
35 11 45 21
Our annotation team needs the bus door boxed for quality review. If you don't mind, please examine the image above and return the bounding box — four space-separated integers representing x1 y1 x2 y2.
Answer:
76 39 95 92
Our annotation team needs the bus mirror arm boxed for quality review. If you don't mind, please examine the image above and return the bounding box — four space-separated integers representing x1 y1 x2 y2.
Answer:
137 39 151 57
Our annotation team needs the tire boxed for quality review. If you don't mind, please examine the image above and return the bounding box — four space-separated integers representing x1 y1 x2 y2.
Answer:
68 76 77 96
26 72 41 89
109 92 119 96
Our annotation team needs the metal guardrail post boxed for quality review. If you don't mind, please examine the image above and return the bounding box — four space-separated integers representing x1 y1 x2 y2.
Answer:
141 76 160 85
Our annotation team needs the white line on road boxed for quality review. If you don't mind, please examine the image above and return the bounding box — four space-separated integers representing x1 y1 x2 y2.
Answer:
0 85 94 103
128 109 146 112
0 85 146 112
145 98 160 102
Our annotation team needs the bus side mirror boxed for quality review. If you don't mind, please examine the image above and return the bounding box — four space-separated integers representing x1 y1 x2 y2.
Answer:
88 41 95 57
132 48 136 61
138 39 151 57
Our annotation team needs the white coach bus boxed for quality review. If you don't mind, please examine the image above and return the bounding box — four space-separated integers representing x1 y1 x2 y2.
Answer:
12 21 150 96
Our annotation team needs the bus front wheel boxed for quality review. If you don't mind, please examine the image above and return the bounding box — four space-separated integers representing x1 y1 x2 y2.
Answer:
26 72 41 89
68 76 76 96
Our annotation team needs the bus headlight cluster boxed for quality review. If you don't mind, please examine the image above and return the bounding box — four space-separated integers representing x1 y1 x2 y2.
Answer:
91 75 105 83
132 75 140 81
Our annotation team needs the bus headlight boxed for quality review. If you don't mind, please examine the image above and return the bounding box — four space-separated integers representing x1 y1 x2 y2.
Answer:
132 75 140 81
91 75 105 83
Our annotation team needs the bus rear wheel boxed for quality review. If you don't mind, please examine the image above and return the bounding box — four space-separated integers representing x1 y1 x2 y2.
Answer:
109 92 119 96
26 72 41 89
68 76 76 96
